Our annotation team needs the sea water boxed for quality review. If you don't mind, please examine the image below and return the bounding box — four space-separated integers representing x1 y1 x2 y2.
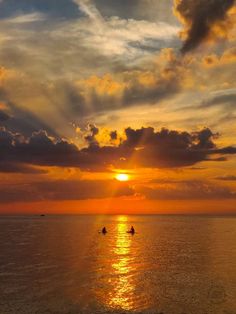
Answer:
0 215 236 314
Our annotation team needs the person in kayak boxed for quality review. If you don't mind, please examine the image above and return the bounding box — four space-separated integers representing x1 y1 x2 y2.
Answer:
102 227 107 234
129 226 135 234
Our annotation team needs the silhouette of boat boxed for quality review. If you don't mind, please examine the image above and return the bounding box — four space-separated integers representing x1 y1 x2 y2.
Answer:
101 227 107 234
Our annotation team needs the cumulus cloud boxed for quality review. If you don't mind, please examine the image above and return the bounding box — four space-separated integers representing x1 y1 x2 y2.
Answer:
0 125 235 172
174 0 236 53
0 128 79 168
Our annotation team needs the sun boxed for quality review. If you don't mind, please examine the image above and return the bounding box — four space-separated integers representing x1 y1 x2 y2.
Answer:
116 173 129 182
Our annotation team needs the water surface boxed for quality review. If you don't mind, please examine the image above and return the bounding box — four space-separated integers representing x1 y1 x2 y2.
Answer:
0 215 236 314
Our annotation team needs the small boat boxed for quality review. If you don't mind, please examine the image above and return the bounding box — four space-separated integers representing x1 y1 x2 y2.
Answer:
40 214 45 217
101 227 107 234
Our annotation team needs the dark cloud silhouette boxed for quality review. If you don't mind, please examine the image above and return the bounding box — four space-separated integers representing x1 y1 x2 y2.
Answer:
215 146 236 155
175 0 235 53
116 127 222 168
193 128 218 149
0 179 134 203
0 128 79 168
0 126 235 172
84 124 99 146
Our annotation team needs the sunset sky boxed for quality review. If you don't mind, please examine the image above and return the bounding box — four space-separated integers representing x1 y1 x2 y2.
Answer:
0 0 236 214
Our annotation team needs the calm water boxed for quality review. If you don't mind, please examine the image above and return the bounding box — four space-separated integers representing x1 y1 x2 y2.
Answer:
0 215 236 314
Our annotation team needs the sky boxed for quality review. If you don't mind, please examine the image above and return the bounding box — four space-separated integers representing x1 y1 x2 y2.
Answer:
0 0 236 214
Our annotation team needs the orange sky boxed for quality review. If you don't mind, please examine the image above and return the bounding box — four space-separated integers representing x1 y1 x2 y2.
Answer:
0 0 236 214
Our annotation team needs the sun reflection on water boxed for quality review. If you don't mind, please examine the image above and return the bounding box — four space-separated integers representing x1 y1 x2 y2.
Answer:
108 216 135 311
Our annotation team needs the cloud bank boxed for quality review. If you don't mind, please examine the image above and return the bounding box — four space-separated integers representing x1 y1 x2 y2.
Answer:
0 178 235 203
0 125 235 172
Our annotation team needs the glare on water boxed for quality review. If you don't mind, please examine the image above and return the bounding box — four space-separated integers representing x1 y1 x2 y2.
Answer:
109 216 134 310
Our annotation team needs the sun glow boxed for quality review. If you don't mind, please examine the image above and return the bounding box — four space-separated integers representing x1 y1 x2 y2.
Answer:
116 173 129 181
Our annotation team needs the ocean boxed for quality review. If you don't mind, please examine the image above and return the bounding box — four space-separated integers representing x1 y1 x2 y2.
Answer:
0 215 236 314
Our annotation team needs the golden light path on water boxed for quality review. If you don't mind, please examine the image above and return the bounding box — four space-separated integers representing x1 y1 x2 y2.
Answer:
108 216 135 311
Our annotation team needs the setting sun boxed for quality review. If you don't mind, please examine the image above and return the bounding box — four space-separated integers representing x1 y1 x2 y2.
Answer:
116 173 129 182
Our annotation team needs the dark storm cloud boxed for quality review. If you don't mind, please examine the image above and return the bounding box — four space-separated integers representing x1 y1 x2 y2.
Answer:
0 0 80 19
193 128 217 149
138 180 236 200
175 0 235 53
118 127 221 168
0 128 79 169
0 179 134 203
215 146 236 154
0 125 236 172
